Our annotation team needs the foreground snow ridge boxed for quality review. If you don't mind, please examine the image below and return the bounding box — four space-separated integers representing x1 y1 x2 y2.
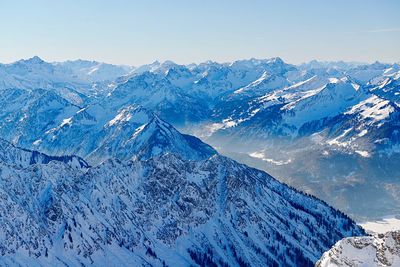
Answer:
316 231 400 267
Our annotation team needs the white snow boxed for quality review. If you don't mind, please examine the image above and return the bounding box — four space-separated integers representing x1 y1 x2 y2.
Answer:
328 77 339 83
327 128 353 148
130 124 146 139
32 139 42 146
345 95 394 124
108 111 132 126
357 129 368 137
249 151 292 165
360 217 400 234
355 150 370 158
60 117 73 127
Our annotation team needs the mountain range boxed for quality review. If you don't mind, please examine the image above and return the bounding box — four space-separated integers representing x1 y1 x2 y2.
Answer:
1 56 399 220
0 121 363 266
0 56 399 266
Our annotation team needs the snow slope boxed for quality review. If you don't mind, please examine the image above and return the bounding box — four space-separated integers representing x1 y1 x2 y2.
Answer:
0 139 363 266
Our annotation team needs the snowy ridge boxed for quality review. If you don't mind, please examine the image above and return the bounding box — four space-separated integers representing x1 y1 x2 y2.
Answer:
0 56 134 88
0 140 363 266
34 103 216 164
0 138 88 169
316 231 400 267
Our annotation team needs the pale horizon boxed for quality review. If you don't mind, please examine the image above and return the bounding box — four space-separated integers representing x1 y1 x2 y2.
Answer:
1 54 399 67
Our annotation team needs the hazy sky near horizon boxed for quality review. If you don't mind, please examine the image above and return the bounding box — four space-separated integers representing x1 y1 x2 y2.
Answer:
1 0 399 65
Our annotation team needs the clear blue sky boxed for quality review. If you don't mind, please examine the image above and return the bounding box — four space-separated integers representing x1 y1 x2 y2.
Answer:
1 0 399 65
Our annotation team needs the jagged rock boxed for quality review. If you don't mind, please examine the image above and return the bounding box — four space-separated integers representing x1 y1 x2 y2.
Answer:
316 231 400 267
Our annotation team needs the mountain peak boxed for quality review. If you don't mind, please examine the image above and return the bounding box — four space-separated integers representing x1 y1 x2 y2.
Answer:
269 56 285 64
101 105 217 161
23 55 45 64
160 60 177 66
31 101 216 164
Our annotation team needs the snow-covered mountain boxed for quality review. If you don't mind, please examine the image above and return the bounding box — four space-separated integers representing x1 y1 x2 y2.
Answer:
346 61 395 84
7 56 400 265
211 77 367 138
0 88 84 146
369 68 400 104
106 71 211 125
54 59 134 83
0 56 134 100
0 137 363 266
180 60 400 220
316 231 400 267
1 56 399 221
3 100 215 164
103 57 297 126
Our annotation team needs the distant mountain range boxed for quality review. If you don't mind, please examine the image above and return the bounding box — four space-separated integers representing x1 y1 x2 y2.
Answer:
1 56 399 221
